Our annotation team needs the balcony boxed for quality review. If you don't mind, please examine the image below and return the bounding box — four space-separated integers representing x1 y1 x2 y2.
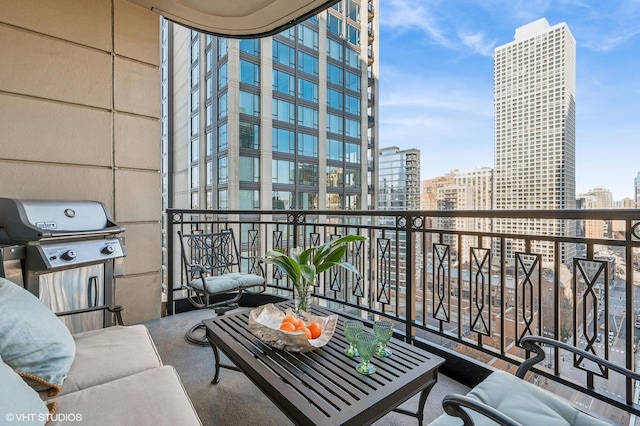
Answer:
165 207 640 424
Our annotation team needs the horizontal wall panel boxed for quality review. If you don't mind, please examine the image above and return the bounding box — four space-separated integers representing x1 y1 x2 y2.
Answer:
0 26 112 108
0 93 112 166
114 0 160 66
114 57 160 118
114 169 161 222
115 113 160 170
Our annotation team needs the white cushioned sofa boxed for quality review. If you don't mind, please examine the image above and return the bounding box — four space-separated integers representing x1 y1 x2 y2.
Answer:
0 277 201 425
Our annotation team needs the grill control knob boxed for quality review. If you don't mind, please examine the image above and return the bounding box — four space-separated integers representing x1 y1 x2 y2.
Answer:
61 250 77 261
102 245 116 255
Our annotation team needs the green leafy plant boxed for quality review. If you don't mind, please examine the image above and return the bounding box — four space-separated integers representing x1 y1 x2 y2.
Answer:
263 234 366 313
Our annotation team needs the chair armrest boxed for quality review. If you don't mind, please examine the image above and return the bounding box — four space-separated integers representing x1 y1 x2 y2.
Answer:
442 394 523 426
56 304 124 326
516 336 640 381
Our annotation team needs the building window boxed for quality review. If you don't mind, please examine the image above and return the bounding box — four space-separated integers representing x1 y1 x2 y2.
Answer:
327 38 344 62
298 163 318 185
240 60 260 86
345 167 361 188
218 189 228 209
327 138 343 161
218 123 228 151
239 156 260 182
298 105 318 129
298 192 318 210
326 166 344 187
240 122 259 149
279 27 295 40
218 63 228 89
273 98 295 123
239 190 260 209
239 91 260 116
345 142 360 163
298 133 318 157
327 63 343 86
218 156 228 184
239 38 260 56
298 78 318 102
345 47 360 70
347 0 360 23
273 40 295 67
345 194 360 210
327 113 343 135
345 118 360 138
327 88 344 110
327 14 343 36
273 69 295 95
218 92 228 118
298 51 319 76
272 127 295 154
217 38 228 59
326 192 343 210
345 71 361 92
347 24 360 45
346 94 360 115
298 25 318 50
272 191 294 210
273 159 295 184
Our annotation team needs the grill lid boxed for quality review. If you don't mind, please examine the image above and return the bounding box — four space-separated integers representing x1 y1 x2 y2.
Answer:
0 198 125 243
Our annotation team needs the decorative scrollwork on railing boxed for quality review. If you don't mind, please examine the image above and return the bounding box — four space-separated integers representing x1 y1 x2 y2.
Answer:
574 258 608 378
377 238 391 305
470 248 490 336
515 253 541 344
397 216 407 228
633 222 640 240
432 244 451 322
246 229 262 275
412 216 424 229
271 230 284 282
171 212 183 224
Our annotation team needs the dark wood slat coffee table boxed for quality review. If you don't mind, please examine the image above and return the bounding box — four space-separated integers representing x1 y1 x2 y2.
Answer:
203 301 445 426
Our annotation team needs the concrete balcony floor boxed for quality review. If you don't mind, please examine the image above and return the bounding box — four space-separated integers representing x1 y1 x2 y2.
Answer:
144 308 470 425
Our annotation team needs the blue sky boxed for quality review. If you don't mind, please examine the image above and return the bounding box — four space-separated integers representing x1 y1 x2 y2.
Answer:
378 0 640 201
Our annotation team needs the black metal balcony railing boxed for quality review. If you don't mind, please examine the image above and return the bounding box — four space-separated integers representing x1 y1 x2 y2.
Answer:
166 208 640 421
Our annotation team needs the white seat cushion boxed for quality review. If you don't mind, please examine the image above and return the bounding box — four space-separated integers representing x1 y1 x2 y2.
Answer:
54 325 162 397
48 366 201 426
189 272 264 293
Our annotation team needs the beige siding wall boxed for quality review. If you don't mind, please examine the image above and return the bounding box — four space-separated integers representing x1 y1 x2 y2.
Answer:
0 0 162 324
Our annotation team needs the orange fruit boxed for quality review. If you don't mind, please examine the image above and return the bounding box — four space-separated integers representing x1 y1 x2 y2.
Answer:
282 315 297 324
308 322 322 339
279 321 296 332
292 318 305 329
297 326 312 340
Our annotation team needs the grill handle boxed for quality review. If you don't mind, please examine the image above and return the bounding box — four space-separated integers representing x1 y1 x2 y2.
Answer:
88 276 99 308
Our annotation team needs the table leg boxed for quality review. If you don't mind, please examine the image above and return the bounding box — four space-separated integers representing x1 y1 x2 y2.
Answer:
209 340 222 384
392 377 438 426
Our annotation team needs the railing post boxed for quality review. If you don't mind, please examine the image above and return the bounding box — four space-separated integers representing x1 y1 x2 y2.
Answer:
404 214 414 344
166 209 174 316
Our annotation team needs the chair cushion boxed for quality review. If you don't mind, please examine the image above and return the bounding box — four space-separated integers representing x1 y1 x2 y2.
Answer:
48 366 202 426
189 272 264 294
0 354 50 426
0 277 75 396
55 324 163 397
429 371 612 426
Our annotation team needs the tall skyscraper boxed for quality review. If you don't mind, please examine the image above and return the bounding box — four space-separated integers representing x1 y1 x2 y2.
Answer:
161 1 379 213
493 18 576 263
377 146 420 211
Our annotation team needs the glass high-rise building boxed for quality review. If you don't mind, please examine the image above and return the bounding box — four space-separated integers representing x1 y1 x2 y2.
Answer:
493 18 576 263
377 146 420 211
161 1 379 213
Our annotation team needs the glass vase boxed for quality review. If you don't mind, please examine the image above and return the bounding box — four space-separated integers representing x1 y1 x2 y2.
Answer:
294 284 311 314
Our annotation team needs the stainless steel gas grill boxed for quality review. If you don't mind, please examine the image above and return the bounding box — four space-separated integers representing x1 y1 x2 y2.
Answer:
0 198 126 333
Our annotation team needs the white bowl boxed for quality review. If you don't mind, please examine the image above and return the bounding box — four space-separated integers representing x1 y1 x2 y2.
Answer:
248 303 338 353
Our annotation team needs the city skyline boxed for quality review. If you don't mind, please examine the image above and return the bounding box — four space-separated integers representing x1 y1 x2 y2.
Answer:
378 0 640 201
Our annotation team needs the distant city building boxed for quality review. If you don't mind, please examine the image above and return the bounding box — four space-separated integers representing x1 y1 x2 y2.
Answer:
635 172 640 208
161 2 379 214
493 18 577 263
378 146 420 210
420 167 493 263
